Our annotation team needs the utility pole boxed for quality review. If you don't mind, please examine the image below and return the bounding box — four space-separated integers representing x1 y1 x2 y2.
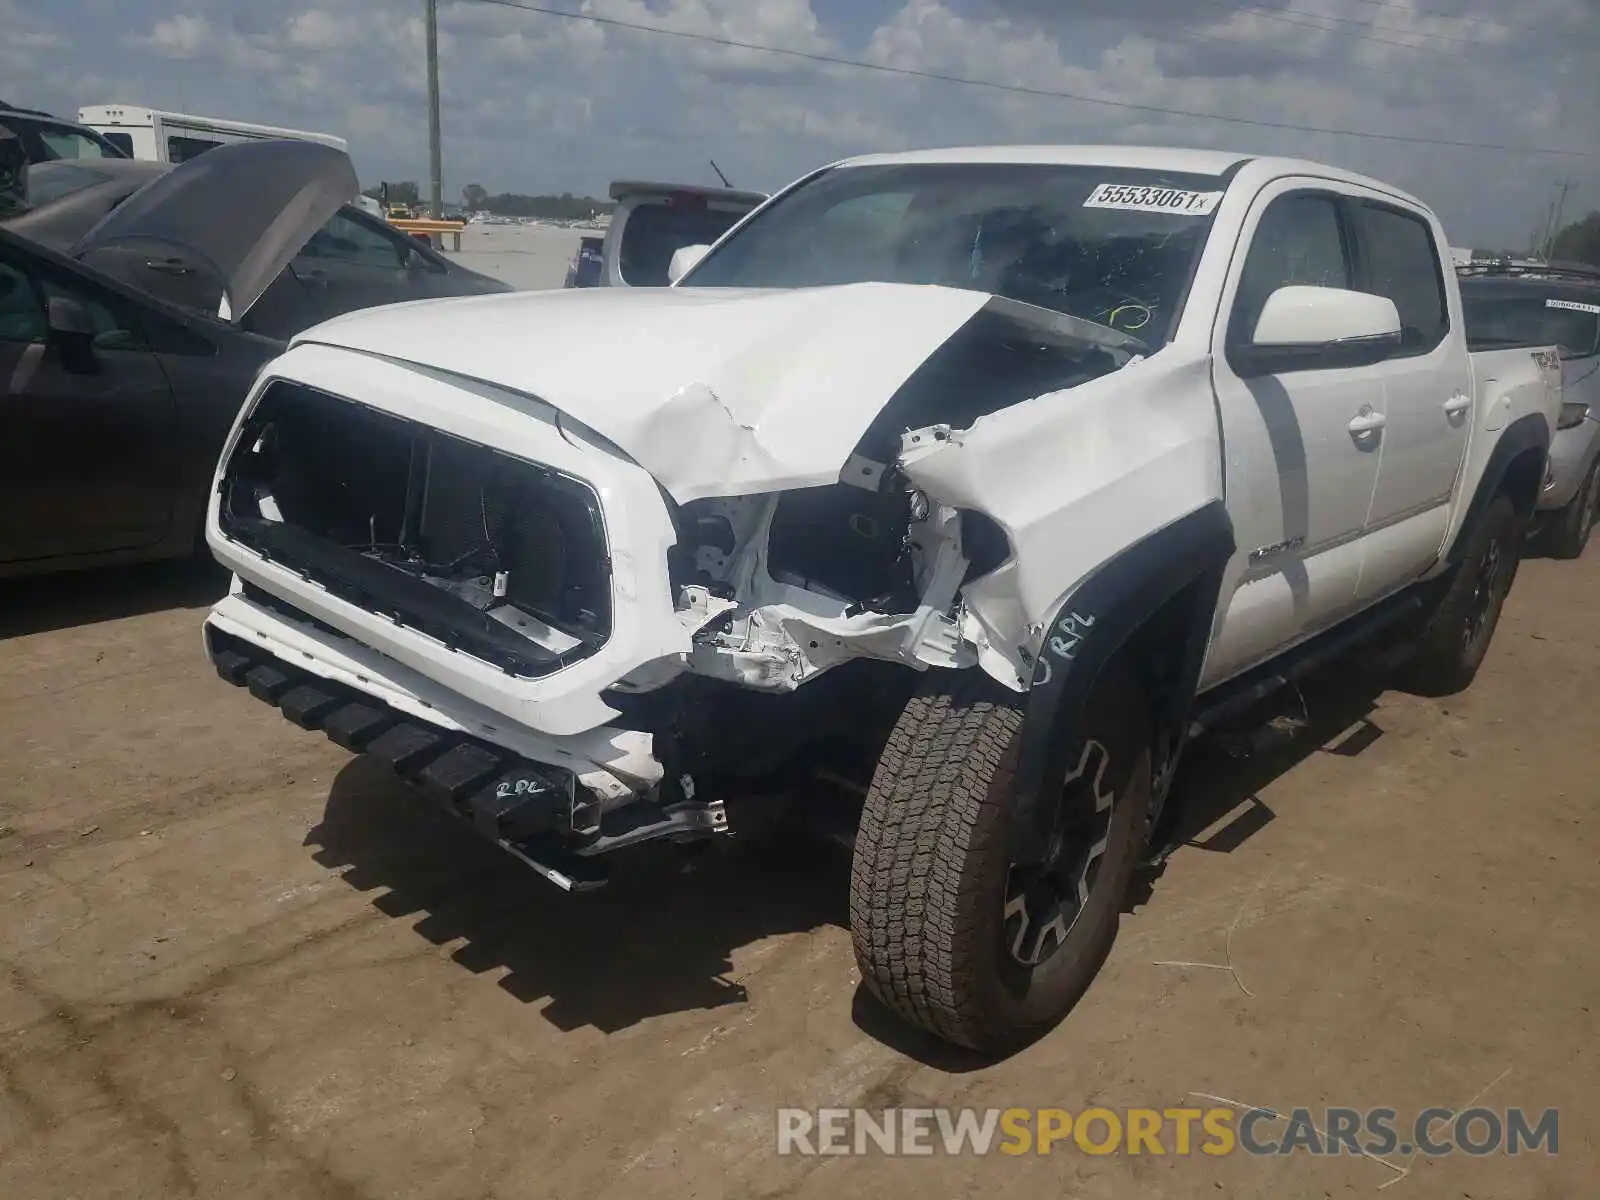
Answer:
1545 178 1575 260
425 0 443 220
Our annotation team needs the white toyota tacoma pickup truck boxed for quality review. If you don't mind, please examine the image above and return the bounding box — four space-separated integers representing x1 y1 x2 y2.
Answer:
201 146 1562 1053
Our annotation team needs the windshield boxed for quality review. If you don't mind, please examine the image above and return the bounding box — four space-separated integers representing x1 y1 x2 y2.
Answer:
1462 288 1600 359
680 162 1229 342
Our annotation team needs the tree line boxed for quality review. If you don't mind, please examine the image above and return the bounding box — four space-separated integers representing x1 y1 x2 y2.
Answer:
362 180 614 220
1550 213 1600 266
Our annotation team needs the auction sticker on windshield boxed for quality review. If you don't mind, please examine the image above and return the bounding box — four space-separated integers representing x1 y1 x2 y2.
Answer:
1084 184 1223 215
1547 298 1600 315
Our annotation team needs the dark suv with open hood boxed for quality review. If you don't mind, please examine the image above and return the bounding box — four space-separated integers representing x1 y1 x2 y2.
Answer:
1 138 506 578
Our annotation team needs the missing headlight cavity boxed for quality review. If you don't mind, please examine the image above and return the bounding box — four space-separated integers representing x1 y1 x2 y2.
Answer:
753 306 1111 605
766 485 917 609
220 381 611 677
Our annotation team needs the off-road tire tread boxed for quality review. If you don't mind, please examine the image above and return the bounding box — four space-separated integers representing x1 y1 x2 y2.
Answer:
849 670 1024 1050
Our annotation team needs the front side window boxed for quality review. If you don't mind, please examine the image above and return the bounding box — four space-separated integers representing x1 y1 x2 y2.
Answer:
681 162 1229 343
1350 202 1448 355
300 212 407 268
1230 193 1350 343
0 255 141 349
39 277 146 351
0 257 46 343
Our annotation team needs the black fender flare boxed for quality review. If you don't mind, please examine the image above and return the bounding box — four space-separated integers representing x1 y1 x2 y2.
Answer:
1446 411 1550 567
1007 500 1235 864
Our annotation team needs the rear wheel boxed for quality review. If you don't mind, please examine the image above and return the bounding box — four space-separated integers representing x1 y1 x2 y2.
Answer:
849 664 1151 1053
1400 495 1521 697
1543 457 1600 560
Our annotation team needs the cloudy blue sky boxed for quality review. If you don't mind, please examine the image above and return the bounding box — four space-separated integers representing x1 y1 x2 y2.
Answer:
5 0 1595 248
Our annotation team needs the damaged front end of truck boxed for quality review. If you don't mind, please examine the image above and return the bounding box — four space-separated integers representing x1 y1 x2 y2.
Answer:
202 281 1197 888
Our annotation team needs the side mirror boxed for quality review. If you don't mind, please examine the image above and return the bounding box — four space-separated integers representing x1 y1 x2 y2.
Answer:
667 243 711 285
46 294 99 374
48 293 96 337
1231 285 1403 378
403 241 442 273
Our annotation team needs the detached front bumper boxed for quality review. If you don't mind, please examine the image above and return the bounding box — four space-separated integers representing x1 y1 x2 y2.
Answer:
204 588 727 890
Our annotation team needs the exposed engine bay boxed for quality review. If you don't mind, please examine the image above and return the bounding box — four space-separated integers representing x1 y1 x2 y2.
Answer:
655 305 1134 692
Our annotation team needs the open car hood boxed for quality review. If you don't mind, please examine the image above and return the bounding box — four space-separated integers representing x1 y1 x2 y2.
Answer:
69 140 357 321
294 282 1142 503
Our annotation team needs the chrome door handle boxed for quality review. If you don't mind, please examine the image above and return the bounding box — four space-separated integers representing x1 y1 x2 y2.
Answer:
1443 393 1472 416
1348 407 1387 437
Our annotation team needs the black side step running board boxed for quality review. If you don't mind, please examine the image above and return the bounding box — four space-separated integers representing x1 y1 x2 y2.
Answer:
1186 587 1429 739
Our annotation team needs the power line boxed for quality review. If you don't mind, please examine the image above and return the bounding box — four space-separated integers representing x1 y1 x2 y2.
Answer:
1336 0 1504 30
1192 0 1493 56
1222 2 1596 59
1297 3 1511 45
456 0 1592 159
1180 24 1398 76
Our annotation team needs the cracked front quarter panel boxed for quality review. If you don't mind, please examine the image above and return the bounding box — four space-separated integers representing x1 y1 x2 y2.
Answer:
293 281 996 503
900 350 1225 688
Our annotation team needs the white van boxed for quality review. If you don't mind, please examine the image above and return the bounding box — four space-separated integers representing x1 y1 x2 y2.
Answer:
76 105 348 165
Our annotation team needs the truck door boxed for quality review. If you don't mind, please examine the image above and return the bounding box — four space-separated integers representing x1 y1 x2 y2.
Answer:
1343 197 1472 597
1203 185 1383 685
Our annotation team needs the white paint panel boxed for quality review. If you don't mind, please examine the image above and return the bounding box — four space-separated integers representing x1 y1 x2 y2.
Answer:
294 281 996 504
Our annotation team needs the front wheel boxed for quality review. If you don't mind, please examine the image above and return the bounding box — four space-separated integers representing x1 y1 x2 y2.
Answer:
848 664 1151 1053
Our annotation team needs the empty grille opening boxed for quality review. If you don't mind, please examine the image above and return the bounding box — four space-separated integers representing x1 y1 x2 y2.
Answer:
218 381 612 678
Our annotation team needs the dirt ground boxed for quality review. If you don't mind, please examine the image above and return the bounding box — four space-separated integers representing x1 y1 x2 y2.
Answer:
0 550 1594 1200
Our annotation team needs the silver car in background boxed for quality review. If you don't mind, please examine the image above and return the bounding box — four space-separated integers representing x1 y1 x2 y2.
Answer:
1461 263 1600 558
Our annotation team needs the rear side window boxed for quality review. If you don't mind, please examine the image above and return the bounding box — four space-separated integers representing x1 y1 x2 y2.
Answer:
1462 289 1600 358
167 135 221 163
617 202 748 286
1350 202 1448 355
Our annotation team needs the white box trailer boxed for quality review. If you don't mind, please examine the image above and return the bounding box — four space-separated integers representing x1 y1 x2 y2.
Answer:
77 103 379 217
77 105 348 165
